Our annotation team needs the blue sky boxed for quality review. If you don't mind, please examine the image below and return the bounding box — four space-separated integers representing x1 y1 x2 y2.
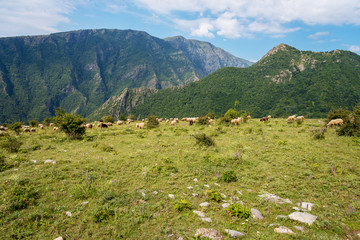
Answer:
0 0 359 61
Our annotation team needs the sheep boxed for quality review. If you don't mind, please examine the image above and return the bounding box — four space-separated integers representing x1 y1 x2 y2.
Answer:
24 127 30 132
327 118 344 128
127 119 134 124
260 117 269 122
136 122 145 129
106 122 113 127
30 128 36 132
0 126 7 131
231 117 243 125
117 120 123 125
295 116 305 121
170 120 177 126
38 124 44 129
85 123 93 128
287 115 296 122
49 123 55 127
267 115 272 119
209 119 214 124
97 122 108 128
53 127 59 131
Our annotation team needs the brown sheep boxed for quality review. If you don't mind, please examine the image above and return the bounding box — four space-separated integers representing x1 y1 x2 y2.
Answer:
260 117 269 122
53 127 59 131
117 120 123 125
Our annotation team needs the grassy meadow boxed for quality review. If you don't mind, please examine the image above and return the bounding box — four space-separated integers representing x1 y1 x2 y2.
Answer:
0 118 359 239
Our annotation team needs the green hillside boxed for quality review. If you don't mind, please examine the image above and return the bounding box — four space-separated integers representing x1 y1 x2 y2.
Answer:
123 44 360 119
0 29 250 123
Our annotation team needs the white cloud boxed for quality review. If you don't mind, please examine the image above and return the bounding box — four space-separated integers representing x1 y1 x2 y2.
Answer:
132 0 360 38
0 0 75 37
349 45 360 53
308 31 330 40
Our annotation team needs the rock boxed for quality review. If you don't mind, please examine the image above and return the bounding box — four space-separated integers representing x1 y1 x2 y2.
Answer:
222 203 231 208
54 237 63 240
221 193 227 199
192 193 199 197
200 202 210 207
187 186 193 189
289 211 317 225
194 228 223 240
225 229 245 238
258 193 292 204
298 202 314 211
294 226 305 232
30 160 37 163
193 210 205 217
214 183 220 186
201 217 212 222
177 237 184 240
153 191 158 195
204 184 210 188
65 211 72 217
274 226 294 234
44 159 56 164
81 201 89 205
141 192 146 198
194 178 198 182
251 208 264 220
168 194 175 199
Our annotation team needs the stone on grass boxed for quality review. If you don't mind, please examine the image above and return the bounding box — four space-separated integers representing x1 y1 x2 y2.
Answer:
192 193 199 197
66 211 72 217
214 183 220 186
298 202 314 211
221 193 227 199
44 159 56 164
194 178 198 182
258 193 292 204
81 201 89 205
237 190 242 195
31 160 37 163
225 229 245 238
187 186 193 189
294 226 305 232
204 184 210 188
201 217 212 222
200 202 210 207
193 210 205 218
54 237 63 240
194 228 223 240
168 194 175 199
274 226 294 234
289 211 317 225
251 208 264 220
153 191 158 195
222 203 231 209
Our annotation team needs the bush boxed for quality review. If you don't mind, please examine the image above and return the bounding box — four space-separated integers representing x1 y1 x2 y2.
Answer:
206 190 223 202
9 180 38 211
327 108 352 123
53 108 86 139
192 133 215 147
9 122 23 135
240 111 249 123
221 170 237 183
0 155 13 172
226 203 251 219
102 115 114 123
92 205 115 222
207 112 215 119
224 109 238 119
29 120 39 127
197 116 209 125
119 114 126 121
146 115 159 129
1 136 23 152
42 117 52 126
311 127 326 140
128 114 136 120
218 115 232 124
174 199 192 212
337 116 360 137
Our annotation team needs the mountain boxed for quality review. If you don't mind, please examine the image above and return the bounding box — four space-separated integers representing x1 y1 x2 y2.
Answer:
0 29 251 123
99 44 360 119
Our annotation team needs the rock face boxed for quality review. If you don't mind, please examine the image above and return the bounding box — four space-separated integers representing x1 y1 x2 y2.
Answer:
289 211 317 225
194 228 223 240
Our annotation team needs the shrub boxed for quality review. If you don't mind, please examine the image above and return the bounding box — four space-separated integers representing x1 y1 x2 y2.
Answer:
92 205 115 222
119 114 126 121
218 115 232 124
226 203 251 219
197 116 209 125
53 108 86 140
29 120 39 127
9 122 23 135
311 127 327 140
146 115 159 129
337 116 360 137
42 117 52 126
224 109 238 119
207 112 215 119
240 111 249 123
0 155 13 172
221 170 237 183
9 180 38 211
192 133 215 147
174 199 192 212
1 136 23 152
327 108 352 123
102 115 114 123
128 114 136 120
206 190 223 202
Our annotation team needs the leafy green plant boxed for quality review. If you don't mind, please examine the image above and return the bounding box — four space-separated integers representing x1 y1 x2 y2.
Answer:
146 115 159 129
9 180 38 211
197 116 209 125
174 199 192 212
92 205 115 222
226 203 251 219
53 108 86 140
0 155 13 172
9 122 23 135
311 127 326 140
221 170 237 183
191 133 215 147
1 136 23 152
29 120 39 127
206 190 223 202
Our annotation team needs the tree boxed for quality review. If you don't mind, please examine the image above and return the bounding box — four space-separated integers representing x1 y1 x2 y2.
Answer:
53 108 86 140
29 120 39 127
9 122 23 135
146 115 159 129
102 115 114 123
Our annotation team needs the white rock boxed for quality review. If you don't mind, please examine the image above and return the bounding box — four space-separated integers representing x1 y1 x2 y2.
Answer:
251 208 264 220
289 211 317 225
192 193 199 197
258 193 292 204
168 194 175 199
225 229 245 238
222 203 231 208
31 160 37 163
193 210 206 217
81 201 89 205
221 193 227 198
65 211 72 217
237 190 242 195
153 191 158 195
187 186 193 189
14 169 18 171
298 202 314 211
201 217 212 222
204 184 210 188
274 226 294 234
194 178 198 182
194 228 223 240
200 202 210 207
214 183 220 186
44 159 56 164
54 237 63 240
294 226 305 232
141 192 146 198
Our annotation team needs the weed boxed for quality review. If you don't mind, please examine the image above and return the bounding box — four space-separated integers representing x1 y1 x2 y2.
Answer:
226 203 251 219
9 180 38 211
221 170 237 183
1 136 23 152
311 127 327 140
92 204 115 222
0 155 13 172
174 199 192 212
206 190 223 202
191 133 215 147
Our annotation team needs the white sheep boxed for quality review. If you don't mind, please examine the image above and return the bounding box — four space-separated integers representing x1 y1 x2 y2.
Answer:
327 118 344 127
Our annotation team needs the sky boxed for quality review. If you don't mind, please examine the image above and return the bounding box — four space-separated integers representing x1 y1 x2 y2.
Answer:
0 0 359 61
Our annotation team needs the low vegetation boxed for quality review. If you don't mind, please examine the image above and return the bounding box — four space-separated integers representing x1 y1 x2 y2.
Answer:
0 117 359 239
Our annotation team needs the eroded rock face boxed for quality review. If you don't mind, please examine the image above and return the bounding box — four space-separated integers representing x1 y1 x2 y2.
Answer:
194 228 223 240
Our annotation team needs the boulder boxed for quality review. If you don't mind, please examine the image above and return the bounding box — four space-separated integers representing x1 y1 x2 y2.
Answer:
274 226 294 234
289 211 317 225
251 208 264 220
225 229 245 238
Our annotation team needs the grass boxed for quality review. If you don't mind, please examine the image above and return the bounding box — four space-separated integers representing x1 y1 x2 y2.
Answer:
0 119 359 239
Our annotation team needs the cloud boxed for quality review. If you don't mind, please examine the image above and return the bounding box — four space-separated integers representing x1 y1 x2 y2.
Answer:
132 0 360 38
349 45 360 53
308 31 330 40
0 0 75 37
